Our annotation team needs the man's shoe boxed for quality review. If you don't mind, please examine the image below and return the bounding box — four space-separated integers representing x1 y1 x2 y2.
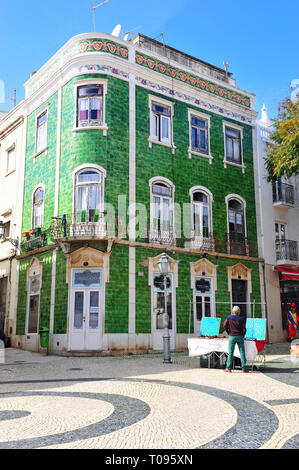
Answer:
224 369 231 373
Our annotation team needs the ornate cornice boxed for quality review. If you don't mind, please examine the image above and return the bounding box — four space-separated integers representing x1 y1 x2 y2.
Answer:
135 52 251 109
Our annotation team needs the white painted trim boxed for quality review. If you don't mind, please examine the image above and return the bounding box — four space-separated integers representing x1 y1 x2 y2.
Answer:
25 258 43 336
49 248 57 336
148 94 176 152
34 104 49 156
189 186 214 237
187 108 213 162
54 87 62 217
31 183 46 229
222 120 245 173
225 193 247 239
149 176 175 191
190 259 218 333
72 79 108 136
71 164 106 221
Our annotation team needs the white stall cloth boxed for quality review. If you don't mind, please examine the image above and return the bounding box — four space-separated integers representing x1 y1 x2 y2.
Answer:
188 337 258 362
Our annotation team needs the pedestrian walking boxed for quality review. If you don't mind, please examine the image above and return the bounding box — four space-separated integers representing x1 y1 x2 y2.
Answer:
223 305 248 373
287 301 299 342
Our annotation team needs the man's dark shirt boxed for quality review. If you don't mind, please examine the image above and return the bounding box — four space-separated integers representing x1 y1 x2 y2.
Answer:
223 315 246 337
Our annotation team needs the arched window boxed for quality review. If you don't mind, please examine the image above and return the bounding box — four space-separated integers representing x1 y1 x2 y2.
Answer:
228 198 245 237
191 189 212 238
74 168 104 223
226 196 247 255
149 177 175 245
32 187 44 228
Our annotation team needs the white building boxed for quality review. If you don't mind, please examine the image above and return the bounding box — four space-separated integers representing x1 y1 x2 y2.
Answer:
254 104 299 342
0 102 26 343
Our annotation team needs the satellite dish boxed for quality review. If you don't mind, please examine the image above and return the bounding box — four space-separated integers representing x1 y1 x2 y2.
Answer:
111 24 121 37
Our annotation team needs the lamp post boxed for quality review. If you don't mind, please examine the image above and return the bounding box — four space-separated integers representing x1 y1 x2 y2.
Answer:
157 252 172 364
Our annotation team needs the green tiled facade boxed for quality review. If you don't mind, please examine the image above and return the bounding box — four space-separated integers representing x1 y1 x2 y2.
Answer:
16 33 262 353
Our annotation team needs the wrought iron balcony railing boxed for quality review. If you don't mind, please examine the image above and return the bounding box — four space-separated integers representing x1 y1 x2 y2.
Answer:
21 227 48 252
227 232 249 257
189 231 215 251
50 211 128 241
148 224 176 246
272 181 295 206
276 239 298 262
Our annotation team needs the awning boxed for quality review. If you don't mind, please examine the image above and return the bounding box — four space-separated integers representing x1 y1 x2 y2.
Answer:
275 266 299 281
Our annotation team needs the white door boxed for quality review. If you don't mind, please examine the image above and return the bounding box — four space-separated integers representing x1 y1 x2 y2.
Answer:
69 269 103 351
152 274 175 350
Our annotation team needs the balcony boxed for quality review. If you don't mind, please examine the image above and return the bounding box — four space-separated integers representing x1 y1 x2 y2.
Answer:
276 239 299 267
226 233 257 257
148 224 176 246
189 231 215 251
51 211 106 241
272 181 295 208
21 227 48 253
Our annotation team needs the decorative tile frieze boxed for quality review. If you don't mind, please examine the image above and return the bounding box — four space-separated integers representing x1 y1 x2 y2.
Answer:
136 76 253 125
78 39 129 59
135 52 251 108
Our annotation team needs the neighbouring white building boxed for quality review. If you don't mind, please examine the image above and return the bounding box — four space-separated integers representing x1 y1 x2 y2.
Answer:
0 102 26 343
254 104 299 342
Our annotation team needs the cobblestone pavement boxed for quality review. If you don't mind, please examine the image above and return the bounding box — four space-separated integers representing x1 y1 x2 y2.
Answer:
0 343 298 450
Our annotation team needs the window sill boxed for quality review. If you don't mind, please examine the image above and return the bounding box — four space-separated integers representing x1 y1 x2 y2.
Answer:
223 159 246 174
33 147 48 159
188 149 213 164
148 138 176 154
73 125 108 136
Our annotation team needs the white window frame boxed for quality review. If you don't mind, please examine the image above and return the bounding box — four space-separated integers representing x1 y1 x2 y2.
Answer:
73 79 108 136
71 164 107 236
194 276 214 321
222 121 245 173
188 109 213 163
148 95 176 154
225 194 247 239
26 260 43 336
34 106 48 157
189 186 213 239
190 258 217 336
275 221 287 241
31 184 45 229
5 144 16 176
149 176 175 244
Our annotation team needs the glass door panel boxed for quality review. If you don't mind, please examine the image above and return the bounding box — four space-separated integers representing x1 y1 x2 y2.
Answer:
89 291 99 329
74 291 84 330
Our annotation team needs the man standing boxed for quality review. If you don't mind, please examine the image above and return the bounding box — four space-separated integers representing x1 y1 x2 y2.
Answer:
287 302 299 342
223 305 248 373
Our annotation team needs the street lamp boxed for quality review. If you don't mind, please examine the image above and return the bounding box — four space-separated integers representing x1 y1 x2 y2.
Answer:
157 253 172 364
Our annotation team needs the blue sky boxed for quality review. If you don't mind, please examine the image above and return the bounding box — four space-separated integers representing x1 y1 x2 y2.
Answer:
0 0 298 120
